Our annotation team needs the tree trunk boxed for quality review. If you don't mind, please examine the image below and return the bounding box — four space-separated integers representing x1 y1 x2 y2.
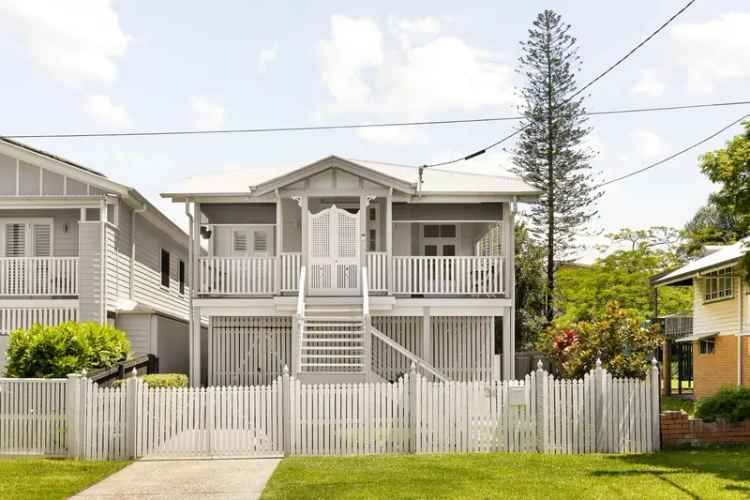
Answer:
545 13 555 322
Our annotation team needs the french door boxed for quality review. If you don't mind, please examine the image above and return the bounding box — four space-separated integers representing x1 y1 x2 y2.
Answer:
308 205 360 295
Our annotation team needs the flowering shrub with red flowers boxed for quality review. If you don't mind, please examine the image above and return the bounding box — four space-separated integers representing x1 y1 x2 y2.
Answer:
537 301 661 379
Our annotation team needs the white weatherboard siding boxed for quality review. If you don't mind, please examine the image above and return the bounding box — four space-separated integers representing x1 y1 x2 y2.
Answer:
693 276 741 336
131 214 189 321
104 201 132 309
116 314 152 355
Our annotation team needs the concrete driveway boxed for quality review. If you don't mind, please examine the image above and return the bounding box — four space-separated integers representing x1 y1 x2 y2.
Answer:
71 458 281 500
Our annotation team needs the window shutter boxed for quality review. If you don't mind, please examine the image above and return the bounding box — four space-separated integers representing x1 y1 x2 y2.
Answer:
33 224 51 257
233 231 248 254
5 223 26 257
253 230 268 254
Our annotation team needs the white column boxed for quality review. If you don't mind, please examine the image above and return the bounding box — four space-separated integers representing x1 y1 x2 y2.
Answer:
190 202 202 387
502 308 513 380
275 192 282 295
502 200 516 377
359 192 368 276
299 195 309 273
422 307 432 366
386 188 393 295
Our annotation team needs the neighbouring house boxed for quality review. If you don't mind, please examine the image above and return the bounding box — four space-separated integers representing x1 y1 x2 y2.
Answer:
0 138 194 376
162 156 541 386
653 240 750 399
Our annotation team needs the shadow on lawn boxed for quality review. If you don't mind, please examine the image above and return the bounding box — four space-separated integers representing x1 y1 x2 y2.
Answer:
594 448 750 498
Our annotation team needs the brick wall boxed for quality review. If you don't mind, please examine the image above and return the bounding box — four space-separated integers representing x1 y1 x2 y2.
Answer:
693 335 750 399
661 411 750 447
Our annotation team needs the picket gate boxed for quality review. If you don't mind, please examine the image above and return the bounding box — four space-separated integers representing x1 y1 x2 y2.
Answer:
0 359 661 460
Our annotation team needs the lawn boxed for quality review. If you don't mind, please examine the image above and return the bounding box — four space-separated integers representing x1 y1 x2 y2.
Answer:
0 458 129 500
261 448 750 499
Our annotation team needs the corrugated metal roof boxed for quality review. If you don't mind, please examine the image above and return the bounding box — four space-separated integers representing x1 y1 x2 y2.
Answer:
654 239 749 285
1 138 106 177
169 156 540 196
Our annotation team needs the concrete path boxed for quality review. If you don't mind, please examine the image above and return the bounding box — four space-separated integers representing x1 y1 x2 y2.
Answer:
71 458 281 500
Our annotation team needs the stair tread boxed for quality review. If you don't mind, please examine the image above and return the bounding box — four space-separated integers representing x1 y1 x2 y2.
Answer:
300 346 363 351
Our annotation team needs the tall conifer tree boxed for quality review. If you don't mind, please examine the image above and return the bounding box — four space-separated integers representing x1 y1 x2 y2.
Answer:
512 10 600 320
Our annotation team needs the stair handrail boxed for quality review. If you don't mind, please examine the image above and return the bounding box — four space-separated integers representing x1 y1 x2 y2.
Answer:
362 267 372 375
296 266 306 319
370 326 448 383
362 267 370 317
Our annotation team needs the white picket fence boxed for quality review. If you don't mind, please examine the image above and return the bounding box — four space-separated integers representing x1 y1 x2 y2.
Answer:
0 360 660 460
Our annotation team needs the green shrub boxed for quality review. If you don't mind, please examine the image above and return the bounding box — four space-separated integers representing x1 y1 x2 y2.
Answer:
141 373 188 388
536 301 662 379
695 386 750 423
5 322 131 378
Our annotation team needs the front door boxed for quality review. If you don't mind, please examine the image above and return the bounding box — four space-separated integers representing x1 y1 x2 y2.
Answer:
308 205 360 295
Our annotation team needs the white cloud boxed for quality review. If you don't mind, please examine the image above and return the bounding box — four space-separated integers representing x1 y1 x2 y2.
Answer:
0 0 130 84
317 15 516 144
630 130 668 159
84 94 131 128
189 96 225 129
632 69 668 97
670 12 750 94
257 47 278 74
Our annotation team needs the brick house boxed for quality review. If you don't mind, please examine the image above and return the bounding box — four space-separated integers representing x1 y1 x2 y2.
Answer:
653 240 750 399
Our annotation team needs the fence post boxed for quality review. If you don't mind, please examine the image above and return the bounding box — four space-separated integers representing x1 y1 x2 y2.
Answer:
594 358 604 452
408 362 417 454
282 365 291 456
66 373 83 459
534 360 545 453
650 358 661 451
125 368 138 459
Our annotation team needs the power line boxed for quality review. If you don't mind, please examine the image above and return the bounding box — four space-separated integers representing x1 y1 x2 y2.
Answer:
2 98 747 140
423 0 697 169
598 112 750 188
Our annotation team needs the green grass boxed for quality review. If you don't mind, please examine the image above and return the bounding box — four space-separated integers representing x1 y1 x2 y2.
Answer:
261 448 750 499
662 395 695 415
0 458 129 500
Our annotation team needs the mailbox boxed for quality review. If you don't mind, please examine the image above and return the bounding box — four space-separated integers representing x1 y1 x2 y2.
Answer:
509 386 526 406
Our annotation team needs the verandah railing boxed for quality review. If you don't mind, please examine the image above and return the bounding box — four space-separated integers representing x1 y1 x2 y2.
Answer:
0 360 660 460
198 254 504 296
0 257 78 296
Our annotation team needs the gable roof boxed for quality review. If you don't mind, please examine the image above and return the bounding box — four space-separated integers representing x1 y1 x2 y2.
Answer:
653 239 749 286
162 156 541 200
0 138 188 245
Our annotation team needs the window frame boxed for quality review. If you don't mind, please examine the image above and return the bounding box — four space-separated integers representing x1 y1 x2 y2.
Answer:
703 267 734 303
0 218 54 257
699 337 716 355
161 249 171 288
420 223 459 257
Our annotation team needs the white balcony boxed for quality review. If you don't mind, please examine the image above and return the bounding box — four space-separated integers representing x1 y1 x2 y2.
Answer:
0 257 79 296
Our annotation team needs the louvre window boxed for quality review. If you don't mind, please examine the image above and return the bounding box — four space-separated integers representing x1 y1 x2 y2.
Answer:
253 231 268 253
33 224 51 257
233 231 248 253
5 223 25 257
700 338 715 354
704 267 733 302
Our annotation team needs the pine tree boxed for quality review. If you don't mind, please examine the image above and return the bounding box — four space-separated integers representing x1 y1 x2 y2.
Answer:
512 10 601 320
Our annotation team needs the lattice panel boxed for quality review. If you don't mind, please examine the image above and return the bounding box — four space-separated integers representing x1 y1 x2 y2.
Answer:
310 264 332 289
336 210 358 259
310 210 330 258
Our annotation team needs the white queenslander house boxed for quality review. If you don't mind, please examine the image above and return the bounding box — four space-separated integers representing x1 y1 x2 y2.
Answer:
163 156 541 386
0 138 192 375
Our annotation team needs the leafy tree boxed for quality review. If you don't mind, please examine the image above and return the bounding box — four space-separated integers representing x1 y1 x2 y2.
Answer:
682 195 745 256
514 222 548 349
537 301 662 379
512 10 601 320
5 322 131 378
555 227 691 322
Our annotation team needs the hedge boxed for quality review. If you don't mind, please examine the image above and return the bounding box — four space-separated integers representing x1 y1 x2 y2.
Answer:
5 322 131 378
695 386 750 423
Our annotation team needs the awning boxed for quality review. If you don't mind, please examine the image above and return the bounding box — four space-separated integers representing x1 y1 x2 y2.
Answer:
676 331 718 343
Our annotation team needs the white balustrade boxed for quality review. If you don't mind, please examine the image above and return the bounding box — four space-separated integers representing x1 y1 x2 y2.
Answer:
392 256 504 295
366 252 388 292
280 252 302 292
198 257 277 295
0 257 78 296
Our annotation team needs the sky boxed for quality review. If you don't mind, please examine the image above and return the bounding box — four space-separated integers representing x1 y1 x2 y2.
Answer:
0 0 748 262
